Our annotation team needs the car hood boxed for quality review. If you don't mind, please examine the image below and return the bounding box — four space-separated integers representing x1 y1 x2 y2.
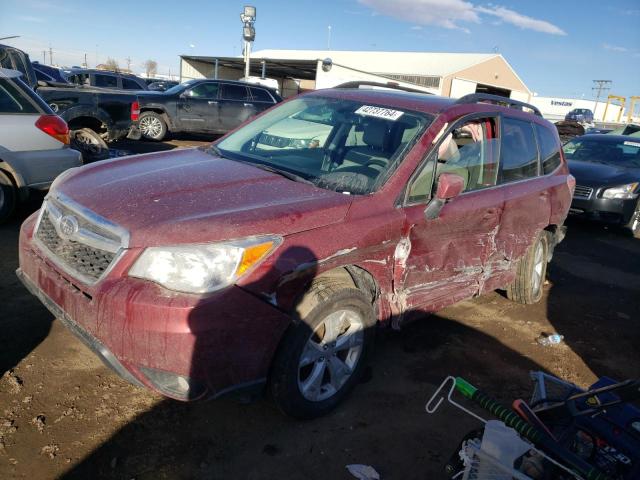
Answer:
55 148 352 247
568 160 640 187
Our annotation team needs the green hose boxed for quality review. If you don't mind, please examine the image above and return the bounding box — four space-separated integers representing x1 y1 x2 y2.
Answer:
454 377 611 480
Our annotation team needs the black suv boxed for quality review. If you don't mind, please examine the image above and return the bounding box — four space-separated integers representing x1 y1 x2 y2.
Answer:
64 68 149 91
137 79 282 140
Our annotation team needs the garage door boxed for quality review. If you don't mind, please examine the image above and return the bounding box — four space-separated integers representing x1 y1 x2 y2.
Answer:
450 78 477 98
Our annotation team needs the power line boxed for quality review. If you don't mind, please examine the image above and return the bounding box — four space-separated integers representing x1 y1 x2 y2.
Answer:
592 80 611 120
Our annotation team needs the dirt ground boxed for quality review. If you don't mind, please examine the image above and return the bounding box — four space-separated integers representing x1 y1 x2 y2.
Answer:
1 137 639 480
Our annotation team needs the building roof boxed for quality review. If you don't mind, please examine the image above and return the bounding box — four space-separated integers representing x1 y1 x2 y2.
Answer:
252 49 500 77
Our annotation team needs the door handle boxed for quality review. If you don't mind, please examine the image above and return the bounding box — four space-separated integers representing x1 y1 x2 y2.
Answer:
208 100 218 105
243 103 254 107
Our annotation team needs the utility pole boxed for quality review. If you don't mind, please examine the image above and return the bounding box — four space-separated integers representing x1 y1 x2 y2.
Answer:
125 56 131 72
592 80 612 121
240 6 256 79
42 50 46 63
49 46 53 66
83 53 88 68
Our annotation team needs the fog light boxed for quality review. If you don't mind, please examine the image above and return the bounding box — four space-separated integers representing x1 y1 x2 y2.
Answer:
139 366 207 401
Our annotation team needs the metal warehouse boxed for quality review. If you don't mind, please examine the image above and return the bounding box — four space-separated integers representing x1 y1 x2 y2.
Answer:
180 49 532 101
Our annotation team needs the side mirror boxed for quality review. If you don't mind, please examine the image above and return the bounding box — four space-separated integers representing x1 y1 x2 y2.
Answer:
435 172 465 200
424 173 465 220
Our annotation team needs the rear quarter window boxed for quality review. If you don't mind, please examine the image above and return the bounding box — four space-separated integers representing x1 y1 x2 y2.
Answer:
94 74 118 88
499 117 539 183
0 80 39 114
250 87 274 103
535 123 562 174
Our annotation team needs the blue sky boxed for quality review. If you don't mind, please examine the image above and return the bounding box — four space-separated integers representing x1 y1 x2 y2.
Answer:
1 0 638 100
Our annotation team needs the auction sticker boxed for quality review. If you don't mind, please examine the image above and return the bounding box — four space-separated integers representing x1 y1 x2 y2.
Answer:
355 105 404 121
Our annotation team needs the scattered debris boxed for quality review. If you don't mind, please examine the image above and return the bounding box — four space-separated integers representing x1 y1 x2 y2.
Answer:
2 370 23 394
40 444 59 459
346 464 380 480
31 415 46 433
536 333 564 346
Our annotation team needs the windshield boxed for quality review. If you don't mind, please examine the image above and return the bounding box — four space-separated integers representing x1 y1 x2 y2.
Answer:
213 96 431 194
563 138 640 167
163 80 194 95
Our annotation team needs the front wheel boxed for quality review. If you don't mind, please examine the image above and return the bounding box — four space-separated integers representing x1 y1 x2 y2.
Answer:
506 232 549 304
139 111 167 141
270 280 375 419
624 200 640 239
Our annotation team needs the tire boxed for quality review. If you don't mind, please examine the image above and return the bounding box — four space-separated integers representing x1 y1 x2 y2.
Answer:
139 111 167 141
506 232 549 304
0 169 17 224
624 200 640 239
270 278 376 419
70 128 110 162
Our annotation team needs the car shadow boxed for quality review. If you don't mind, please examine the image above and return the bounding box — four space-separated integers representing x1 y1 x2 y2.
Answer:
0 192 52 378
59 245 555 479
544 217 640 381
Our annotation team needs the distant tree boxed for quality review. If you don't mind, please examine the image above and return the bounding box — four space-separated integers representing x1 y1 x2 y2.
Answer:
144 59 158 78
104 57 120 72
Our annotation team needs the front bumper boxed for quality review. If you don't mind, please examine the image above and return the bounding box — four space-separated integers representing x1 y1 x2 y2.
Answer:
569 195 638 225
18 214 291 401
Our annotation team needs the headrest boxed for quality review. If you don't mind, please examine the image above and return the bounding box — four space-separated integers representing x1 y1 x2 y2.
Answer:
363 121 388 150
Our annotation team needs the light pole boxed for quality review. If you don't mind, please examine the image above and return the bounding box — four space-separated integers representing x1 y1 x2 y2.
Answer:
240 6 256 79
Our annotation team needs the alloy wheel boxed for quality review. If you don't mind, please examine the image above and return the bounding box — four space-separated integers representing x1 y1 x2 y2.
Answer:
298 309 364 402
140 116 163 139
532 240 545 295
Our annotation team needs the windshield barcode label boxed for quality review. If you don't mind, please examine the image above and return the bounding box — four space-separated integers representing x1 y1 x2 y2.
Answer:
355 105 404 121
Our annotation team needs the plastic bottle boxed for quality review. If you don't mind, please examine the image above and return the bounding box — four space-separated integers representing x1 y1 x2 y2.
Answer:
537 333 564 346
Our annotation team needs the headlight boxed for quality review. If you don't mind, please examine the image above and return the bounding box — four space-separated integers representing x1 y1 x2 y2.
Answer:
129 236 281 293
601 183 639 200
288 138 312 148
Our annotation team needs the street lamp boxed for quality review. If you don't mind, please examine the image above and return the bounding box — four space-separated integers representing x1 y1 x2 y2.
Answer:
240 5 256 79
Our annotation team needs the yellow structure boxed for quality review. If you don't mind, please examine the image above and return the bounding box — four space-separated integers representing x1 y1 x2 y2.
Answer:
628 96 640 123
603 95 626 123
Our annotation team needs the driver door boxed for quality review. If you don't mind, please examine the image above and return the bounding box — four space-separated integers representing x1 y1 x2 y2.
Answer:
177 82 221 133
398 116 504 312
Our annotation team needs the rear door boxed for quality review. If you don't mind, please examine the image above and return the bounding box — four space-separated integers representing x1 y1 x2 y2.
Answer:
490 115 551 281
399 115 504 311
249 86 277 114
93 73 118 89
176 81 220 133
218 83 255 131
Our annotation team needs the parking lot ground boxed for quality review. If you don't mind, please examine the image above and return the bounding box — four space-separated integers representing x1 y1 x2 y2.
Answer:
1 138 639 480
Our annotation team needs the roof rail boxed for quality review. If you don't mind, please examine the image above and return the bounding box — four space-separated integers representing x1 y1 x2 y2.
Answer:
456 93 542 117
333 81 433 95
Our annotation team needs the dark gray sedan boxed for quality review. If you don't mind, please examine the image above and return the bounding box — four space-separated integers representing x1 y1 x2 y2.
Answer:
564 134 640 237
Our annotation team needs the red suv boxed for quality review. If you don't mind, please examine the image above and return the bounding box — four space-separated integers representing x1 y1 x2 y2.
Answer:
17 85 573 418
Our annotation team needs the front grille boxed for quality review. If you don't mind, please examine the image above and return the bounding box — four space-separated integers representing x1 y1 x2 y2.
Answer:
573 185 593 199
35 197 126 284
259 133 290 148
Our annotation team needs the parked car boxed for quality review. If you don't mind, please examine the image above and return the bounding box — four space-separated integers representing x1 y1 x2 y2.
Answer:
137 79 282 140
564 134 640 237
585 127 612 135
64 68 149 91
146 80 179 92
0 68 81 223
0 44 141 161
17 89 572 419
607 123 640 138
32 62 69 84
565 108 594 124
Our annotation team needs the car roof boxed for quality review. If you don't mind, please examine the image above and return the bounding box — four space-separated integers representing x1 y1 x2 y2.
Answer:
66 68 141 78
189 78 278 92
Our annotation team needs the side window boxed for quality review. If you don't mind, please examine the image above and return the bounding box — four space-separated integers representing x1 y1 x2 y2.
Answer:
187 82 219 99
122 78 142 90
407 118 500 203
221 84 250 101
0 80 38 114
94 74 118 88
535 123 562 174
0 51 13 70
499 117 539 183
250 87 273 103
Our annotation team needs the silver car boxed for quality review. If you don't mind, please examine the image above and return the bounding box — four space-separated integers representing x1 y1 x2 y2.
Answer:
0 68 81 223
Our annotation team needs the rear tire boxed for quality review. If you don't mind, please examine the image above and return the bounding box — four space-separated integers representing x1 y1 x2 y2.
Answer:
270 278 376 419
506 232 549 304
70 128 110 162
0 169 17 224
624 200 640 239
139 111 167 141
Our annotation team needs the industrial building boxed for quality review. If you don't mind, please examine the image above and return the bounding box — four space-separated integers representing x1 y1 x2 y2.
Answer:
180 49 532 102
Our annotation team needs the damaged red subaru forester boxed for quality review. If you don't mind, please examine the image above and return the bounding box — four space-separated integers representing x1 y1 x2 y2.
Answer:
17 84 573 418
